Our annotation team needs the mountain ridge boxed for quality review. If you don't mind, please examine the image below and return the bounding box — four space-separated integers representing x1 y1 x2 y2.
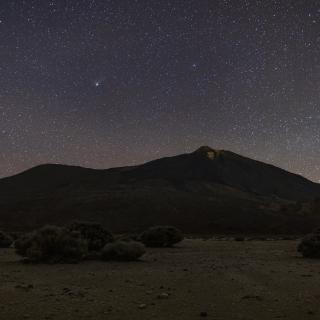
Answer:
0 146 319 233
2 146 315 186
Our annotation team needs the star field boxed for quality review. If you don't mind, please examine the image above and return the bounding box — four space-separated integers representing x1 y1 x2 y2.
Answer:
0 0 319 181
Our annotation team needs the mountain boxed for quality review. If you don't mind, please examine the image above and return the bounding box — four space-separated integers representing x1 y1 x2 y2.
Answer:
0 146 319 233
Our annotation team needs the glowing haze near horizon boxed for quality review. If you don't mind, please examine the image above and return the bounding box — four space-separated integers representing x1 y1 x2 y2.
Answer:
0 1 319 181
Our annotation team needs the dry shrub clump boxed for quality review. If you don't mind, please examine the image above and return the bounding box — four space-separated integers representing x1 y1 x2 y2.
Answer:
140 226 184 247
298 228 320 258
0 231 13 248
101 241 146 261
15 225 88 263
68 221 113 251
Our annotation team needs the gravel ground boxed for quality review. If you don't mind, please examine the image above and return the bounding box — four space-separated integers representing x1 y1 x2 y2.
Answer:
0 238 319 320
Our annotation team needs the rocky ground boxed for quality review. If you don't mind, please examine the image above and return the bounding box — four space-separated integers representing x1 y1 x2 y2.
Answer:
0 238 319 320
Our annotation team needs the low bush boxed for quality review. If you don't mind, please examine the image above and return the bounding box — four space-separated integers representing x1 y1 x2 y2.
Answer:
140 226 184 247
298 229 320 258
15 225 88 263
8 232 22 241
0 231 13 248
68 221 113 251
116 233 140 242
101 241 146 261
234 236 245 242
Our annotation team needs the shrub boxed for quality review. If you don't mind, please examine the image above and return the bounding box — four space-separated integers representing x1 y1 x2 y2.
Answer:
8 232 22 241
298 229 320 258
234 236 245 242
0 231 13 248
14 225 88 263
101 241 146 261
140 226 184 247
68 221 113 251
116 233 140 242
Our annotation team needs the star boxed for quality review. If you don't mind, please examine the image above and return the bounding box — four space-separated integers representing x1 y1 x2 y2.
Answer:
0 0 319 183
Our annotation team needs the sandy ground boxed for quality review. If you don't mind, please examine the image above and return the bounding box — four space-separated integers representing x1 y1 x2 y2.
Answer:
0 238 319 320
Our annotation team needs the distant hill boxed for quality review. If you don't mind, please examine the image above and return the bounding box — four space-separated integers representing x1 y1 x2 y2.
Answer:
0 146 319 233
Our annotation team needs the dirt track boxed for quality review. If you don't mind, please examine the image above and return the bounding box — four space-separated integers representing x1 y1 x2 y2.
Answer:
0 239 319 319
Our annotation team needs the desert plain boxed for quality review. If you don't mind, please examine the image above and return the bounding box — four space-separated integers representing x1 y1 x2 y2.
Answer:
0 238 319 320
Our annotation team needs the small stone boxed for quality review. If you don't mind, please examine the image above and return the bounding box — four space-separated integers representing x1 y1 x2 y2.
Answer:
157 292 169 299
241 295 263 301
138 304 147 309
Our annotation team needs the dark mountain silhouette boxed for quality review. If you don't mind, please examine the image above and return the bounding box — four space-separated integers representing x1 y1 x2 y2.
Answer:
0 146 319 233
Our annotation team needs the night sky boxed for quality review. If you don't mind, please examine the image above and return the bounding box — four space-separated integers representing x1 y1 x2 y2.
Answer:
0 1 319 182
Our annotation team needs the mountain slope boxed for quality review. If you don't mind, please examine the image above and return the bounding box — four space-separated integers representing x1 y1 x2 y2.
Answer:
0 146 319 233
120 146 319 201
